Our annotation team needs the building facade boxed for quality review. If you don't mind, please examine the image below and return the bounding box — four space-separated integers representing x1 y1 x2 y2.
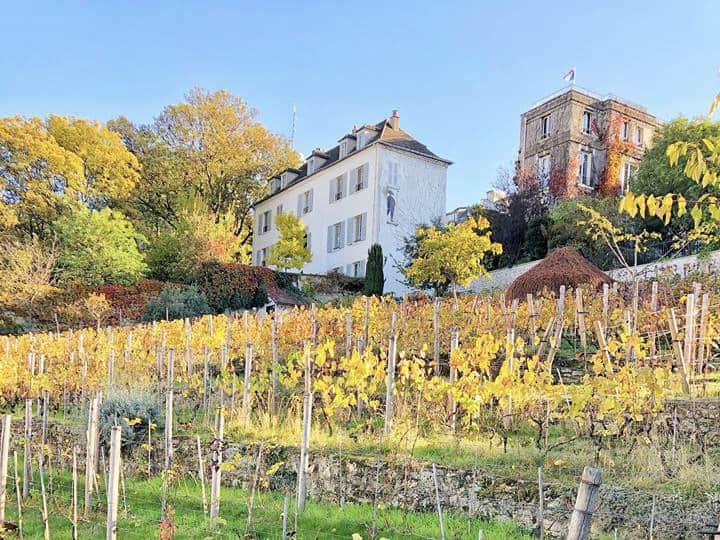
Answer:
445 189 507 225
252 111 450 295
517 86 659 197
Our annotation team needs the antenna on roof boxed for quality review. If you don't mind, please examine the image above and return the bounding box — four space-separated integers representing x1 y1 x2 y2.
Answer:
290 104 297 149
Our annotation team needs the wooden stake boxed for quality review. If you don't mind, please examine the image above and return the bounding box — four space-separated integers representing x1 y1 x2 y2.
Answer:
449 330 459 432
537 466 544 540
0 415 10 524
432 464 446 540
433 297 441 376
669 310 691 394
345 311 353 357
271 317 280 417
209 399 225 525
161 348 175 519
567 466 602 540
106 426 121 540
241 343 253 429
22 399 31 499
245 443 264 535
85 396 100 515
281 494 289 540
38 451 50 540
297 346 313 511
383 313 398 437
196 435 208 517
13 452 22 540
72 446 78 540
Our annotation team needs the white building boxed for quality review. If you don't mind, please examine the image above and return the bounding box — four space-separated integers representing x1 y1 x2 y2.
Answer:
252 111 451 295
445 189 507 225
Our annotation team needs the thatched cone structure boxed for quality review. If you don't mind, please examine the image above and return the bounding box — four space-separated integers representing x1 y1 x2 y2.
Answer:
505 246 612 302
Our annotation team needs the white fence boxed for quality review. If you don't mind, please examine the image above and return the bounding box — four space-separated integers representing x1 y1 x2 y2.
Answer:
468 249 720 293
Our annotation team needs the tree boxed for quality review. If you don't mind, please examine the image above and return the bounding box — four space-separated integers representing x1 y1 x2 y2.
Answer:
107 116 186 233
154 88 299 242
0 115 140 238
55 207 148 286
404 216 502 299
363 244 384 296
266 212 311 271
0 238 59 320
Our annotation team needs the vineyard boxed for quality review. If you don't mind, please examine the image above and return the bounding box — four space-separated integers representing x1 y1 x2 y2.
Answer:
0 279 719 539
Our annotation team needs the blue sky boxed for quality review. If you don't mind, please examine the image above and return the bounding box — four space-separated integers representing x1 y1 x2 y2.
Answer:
1 1 718 210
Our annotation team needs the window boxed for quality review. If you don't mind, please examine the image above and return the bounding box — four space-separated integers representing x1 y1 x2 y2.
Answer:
622 121 629 141
303 229 311 250
350 164 368 193
330 174 346 203
357 133 366 149
351 261 366 278
582 111 592 134
621 162 638 193
635 127 644 146
275 205 283 229
270 178 280 193
538 154 551 180
259 210 271 234
579 151 593 187
257 247 268 266
388 162 399 188
541 115 551 138
333 223 343 249
298 189 313 215
307 158 316 175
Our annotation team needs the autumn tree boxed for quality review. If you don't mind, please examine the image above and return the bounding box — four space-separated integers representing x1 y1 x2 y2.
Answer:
266 212 311 271
154 89 299 243
0 115 139 238
404 216 502 299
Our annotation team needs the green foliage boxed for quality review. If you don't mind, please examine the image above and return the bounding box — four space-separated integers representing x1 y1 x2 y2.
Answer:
98 389 162 452
146 227 201 283
523 216 549 261
266 212 312 271
547 196 631 269
194 261 270 312
405 216 502 298
55 207 148 286
363 243 384 297
142 284 211 321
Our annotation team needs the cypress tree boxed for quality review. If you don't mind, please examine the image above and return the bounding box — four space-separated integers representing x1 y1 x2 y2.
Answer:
363 243 384 296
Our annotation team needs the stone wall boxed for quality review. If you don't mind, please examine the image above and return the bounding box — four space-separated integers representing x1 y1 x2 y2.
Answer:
13 413 720 539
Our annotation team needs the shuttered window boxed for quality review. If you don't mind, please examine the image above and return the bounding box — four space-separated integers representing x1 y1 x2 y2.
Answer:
345 212 367 244
349 164 368 194
327 221 345 252
329 174 347 203
297 189 314 216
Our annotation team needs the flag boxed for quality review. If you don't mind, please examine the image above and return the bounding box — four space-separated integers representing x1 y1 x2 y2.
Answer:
563 68 576 83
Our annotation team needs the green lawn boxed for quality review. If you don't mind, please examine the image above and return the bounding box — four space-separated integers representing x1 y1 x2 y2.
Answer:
1 472 531 539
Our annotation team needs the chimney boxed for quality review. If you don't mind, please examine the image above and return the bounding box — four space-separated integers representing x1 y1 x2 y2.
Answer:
390 110 400 130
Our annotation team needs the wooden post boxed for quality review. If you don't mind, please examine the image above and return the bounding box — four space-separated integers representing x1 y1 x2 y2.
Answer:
0 414 10 524
363 296 370 348
209 399 225 524
383 313 398 437
433 297 441 376
432 464 446 540
106 426 121 540
185 321 193 375
575 288 587 358
107 350 115 388
196 436 208 517
650 281 658 313
683 293 696 375
297 346 313 511
38 452 50 540
527 294 537 354
669 310 692 394
72 446 78 540
567 466 602 540
449 330 459 432
245 443 264 535
162 348 175 519
594 321 611 366
537 466 544 540
697 293 710 370
241 343 253 429
281 494 289 539
85 396 99 515
271 317 280 417
203 345 211 419
345 312 353 357
22 398 32 498
13 452 23 540
602 283 609 330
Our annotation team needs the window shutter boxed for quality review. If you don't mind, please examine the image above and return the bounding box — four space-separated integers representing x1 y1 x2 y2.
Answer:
268 209 273 230
360 260 366 277
361 164 368 189
346 217 354 245
349 170 357 194
306 231 312 251
297 194 303 217
339 220 345 249
257 215 262 236
360 213 367 241
308 188 314 212
326 225 333 253
342 173 348 197
329 178 337 203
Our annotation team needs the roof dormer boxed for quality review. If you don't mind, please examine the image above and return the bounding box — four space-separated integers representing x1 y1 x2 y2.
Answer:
338 134 357 159
354 126 377 150
269 176 281 194
280 169 300 188
306 148 328 175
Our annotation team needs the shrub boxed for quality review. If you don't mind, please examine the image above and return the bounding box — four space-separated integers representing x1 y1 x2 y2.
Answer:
142 284 210 321
99 390 162 452
194 261 274 311
363 244 384 296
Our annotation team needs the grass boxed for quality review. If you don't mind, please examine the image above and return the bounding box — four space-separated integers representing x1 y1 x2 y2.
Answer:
1 471 532 539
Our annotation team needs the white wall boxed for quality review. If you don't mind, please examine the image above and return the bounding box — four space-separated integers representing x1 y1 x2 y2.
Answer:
375 145 448 294
253 146 379 276
467 250 720 293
